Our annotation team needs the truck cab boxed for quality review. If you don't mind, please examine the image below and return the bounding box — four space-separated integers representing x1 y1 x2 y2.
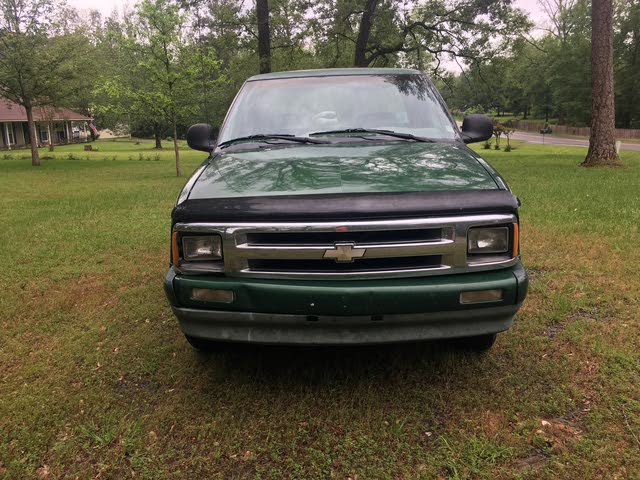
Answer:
164 68 528 351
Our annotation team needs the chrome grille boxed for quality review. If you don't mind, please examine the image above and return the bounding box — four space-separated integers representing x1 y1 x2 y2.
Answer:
245 228 443 246
174 213 517 280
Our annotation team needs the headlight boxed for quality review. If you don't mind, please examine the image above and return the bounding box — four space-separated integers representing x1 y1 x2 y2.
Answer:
182 235 223 261
467 227 509 254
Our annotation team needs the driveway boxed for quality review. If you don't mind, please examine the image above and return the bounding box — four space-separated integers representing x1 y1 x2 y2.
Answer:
455 121 640 152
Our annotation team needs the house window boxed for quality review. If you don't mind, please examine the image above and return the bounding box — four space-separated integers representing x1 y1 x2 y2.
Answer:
39 127 49 143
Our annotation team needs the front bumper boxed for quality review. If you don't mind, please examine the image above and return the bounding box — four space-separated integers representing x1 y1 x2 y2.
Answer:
164 260 527 345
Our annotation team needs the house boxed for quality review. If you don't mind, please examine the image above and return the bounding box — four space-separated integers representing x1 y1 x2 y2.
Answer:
0 98 93 150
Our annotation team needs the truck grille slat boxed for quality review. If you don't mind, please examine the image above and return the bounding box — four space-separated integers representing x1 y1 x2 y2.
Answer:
246 228 442 246
247 255 443 273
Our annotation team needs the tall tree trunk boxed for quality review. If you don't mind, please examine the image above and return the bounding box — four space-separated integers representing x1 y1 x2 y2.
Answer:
154 122 162 149
172 117 181 177
25 104 40 167
256 0 271 74
354 0 378 67
582 0 621 166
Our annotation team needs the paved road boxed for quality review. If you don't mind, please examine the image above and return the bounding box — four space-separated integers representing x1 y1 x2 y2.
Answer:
511 130 640 152
455 121 640 152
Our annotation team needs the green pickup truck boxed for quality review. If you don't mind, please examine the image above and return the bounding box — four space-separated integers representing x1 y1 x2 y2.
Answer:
164 68 528 352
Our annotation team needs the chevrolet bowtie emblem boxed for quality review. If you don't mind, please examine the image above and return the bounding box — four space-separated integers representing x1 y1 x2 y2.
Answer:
323 242 366 263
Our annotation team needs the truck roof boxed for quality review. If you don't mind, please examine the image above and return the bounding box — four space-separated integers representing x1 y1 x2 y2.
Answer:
247 68 422 82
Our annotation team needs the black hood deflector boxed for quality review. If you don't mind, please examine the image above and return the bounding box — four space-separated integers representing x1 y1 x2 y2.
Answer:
172 190 519 224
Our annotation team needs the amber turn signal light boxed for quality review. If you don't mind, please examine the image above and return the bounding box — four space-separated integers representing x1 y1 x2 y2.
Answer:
190 288 234 303
171 232 180 266
460 289 503 304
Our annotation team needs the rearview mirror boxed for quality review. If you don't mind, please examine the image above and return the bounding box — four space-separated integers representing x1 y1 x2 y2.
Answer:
186 124 216 152
460 114 493 144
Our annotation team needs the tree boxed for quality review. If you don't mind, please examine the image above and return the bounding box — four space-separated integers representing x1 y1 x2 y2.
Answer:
544 0 591 125
582 0 621 166
135 0 188 175
93 3 226 164
0 0 83 166
539 0 578 42
256 0 271 73
348 0 530 69
353 0 377 67
92 13 170 148
615 0 640 128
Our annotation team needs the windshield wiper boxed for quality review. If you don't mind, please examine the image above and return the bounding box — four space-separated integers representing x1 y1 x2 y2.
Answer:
218 134 328 149
309 128 435 143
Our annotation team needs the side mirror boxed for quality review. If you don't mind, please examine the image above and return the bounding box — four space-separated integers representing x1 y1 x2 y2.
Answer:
186 123 216 152
460 114 493 144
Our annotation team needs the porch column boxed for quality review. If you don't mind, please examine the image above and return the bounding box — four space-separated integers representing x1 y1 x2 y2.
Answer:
4 123 11 150
65 121 70 143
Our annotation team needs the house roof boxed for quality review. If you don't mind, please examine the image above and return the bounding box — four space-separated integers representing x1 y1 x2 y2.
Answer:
0 99 92 122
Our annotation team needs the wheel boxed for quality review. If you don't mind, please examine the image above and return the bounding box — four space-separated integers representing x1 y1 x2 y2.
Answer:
453 333 497 352
184 334 223 352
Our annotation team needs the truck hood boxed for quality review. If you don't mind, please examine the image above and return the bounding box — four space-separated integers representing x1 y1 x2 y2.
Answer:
187 142 498 200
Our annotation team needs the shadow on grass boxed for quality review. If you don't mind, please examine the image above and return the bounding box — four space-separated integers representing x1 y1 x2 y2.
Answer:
190 340 492 389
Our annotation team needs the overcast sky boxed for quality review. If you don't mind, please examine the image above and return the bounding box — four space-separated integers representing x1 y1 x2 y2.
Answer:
68 0 548 23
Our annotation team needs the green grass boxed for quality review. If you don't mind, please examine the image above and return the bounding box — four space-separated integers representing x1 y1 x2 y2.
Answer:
1 139 639 479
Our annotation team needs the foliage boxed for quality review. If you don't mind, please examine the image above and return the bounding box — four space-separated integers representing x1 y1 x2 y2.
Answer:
493 121 504 149
0 0 92 165
0 0 79 107
91 0 227 174
614 0 640 129
445 0 640 129
87 0 531 131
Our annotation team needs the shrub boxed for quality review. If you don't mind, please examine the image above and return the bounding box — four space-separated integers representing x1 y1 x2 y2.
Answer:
464 105 485 116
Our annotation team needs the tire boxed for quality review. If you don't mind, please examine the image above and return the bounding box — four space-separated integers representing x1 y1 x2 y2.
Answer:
453 333 497 352
184 335 223 352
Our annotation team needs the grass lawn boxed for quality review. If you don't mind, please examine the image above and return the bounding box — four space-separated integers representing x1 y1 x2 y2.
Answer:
1 139 639 479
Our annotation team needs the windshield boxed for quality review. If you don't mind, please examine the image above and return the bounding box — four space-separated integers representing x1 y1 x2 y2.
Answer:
218 74 458 145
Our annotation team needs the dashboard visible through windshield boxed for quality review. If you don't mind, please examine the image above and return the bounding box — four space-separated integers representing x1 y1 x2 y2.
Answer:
218 74 458 146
